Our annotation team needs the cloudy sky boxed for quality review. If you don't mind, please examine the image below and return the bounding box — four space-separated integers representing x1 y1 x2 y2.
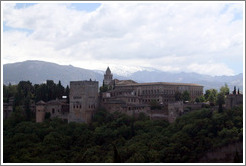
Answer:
2 2 244 76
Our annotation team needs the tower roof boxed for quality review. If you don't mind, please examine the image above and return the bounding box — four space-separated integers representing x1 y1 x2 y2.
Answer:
106 67 111 75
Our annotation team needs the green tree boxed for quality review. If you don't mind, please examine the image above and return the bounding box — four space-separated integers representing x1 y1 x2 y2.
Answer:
182 90 190 102
174 91 182 101
112 143 121 162
55 80 65 99
217 92 225 113
220 83 229 95
233 86 236 95
204 90 211 101
17 81 34 98
208 93 215 105
199 95 205 102
24 96 32 121
3 83 18 103
46 80 56 101
100 85 108 93
207 89 218 105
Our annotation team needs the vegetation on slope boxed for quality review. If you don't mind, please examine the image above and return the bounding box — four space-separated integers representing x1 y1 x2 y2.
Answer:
3 105 243 163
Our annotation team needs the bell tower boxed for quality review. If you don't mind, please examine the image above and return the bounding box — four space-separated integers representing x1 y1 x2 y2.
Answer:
103 67 113 86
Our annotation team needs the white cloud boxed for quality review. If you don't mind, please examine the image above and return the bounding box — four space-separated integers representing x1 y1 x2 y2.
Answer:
2 2 244 76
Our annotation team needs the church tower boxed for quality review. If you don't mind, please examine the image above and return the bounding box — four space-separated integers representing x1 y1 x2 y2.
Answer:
103 67 113 86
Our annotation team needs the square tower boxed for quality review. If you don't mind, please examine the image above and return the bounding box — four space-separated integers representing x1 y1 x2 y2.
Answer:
69 80 99 123
103 67 113 85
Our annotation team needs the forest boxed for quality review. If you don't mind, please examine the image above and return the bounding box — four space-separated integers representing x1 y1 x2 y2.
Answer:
3 104 243 163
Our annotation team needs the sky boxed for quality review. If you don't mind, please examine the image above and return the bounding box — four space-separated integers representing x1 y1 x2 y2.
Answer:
2 2 245 76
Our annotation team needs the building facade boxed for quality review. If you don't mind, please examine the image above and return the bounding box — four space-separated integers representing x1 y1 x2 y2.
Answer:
100 67 204 122
225 94 243 110
68 80 99 123
3 97 14 120
36 99 69 123
35 67 204 123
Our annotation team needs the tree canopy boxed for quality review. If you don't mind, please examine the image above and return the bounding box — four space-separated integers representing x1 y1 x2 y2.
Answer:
3 105 243 163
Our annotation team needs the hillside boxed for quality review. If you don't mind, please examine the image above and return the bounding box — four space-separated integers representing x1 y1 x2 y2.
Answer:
3 106 243 163
3 60 104 86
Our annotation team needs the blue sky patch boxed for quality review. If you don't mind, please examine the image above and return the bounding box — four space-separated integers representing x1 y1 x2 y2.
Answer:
3 22 33 34
68 3 101 12
15 3 37 9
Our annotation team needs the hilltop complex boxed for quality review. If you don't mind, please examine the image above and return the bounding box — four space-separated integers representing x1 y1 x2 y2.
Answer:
34 67 206 123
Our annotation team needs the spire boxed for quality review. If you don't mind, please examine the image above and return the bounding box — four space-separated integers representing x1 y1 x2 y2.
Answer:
106 66 111 75
104 66 113 86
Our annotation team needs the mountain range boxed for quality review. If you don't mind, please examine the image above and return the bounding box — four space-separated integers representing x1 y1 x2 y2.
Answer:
3 60 243 92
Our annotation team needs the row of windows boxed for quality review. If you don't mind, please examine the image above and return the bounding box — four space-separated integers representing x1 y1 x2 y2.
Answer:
73 104 96 109
139 99 160 103
163 90 175 95
111 91 136 97
128 98 137 102
52 108 60 114
89 105 96 109
142 89 160 95
73 105 82 109
112 89 202 97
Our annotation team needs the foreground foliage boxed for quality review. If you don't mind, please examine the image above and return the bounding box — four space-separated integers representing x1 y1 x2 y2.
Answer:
3 105 243 163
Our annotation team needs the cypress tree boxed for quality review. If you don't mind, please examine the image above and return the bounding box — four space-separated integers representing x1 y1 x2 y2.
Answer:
233 86 236 95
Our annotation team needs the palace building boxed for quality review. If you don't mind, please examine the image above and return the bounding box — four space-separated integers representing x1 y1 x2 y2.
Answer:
36 67 204 123
100 67 204 122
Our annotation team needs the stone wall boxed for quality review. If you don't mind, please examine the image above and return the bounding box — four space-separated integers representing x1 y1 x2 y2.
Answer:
3 103 13 120
168 101 184 123
69 80 98 123
225 94 243 110
36 102 46 123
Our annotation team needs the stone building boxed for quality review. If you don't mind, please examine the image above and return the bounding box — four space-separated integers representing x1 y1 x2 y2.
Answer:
100 67 203 122
36 99 69 123
36 100 46 123
225 94 243 110
3 97 14 120
68 80 99 123
103 67 113 86
167 101 184 123
35 67 203 124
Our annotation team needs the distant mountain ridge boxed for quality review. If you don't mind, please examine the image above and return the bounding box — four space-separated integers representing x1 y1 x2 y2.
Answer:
128 70 243 92
3 60 102 86
3 60 243 92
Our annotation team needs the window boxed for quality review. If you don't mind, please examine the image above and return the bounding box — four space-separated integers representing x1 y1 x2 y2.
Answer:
52 108 55 114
